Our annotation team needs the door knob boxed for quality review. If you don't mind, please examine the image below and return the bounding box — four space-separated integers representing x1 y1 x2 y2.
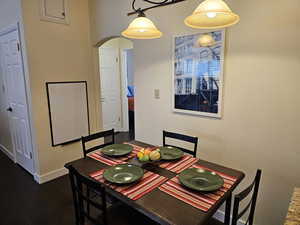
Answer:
7 107 12 112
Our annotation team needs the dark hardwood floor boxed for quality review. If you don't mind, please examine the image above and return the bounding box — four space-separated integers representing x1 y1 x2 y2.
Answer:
0 132 133 225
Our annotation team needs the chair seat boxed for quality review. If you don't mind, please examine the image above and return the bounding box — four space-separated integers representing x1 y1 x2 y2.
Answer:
206 218 225 225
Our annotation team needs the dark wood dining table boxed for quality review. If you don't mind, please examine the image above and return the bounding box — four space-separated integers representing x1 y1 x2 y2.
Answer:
65 140 245 225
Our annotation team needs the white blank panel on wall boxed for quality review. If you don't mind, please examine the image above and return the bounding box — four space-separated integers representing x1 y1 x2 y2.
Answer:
40 0 70 24
46 81 90 146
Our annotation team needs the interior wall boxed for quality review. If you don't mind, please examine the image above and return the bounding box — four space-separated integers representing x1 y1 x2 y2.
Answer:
90 0 300 224
0 0 22 154
21 0 98 178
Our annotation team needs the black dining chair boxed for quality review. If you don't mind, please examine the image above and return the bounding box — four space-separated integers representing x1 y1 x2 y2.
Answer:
81 129 117 211
66 165 158 225
82 129 115 157
163 130 199 157
208 169 262 225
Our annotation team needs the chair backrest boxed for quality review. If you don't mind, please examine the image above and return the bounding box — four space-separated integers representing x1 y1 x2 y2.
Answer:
66 165 107 225
82 129 115 157
232 170 262 225
163 130 199 157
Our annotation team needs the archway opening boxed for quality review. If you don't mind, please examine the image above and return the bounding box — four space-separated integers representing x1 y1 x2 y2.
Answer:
98 37 134 139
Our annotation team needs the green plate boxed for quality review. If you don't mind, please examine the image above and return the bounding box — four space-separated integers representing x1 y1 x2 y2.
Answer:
101 144 133 157
103 164 144 184
157 146 184 160
179 168 224 192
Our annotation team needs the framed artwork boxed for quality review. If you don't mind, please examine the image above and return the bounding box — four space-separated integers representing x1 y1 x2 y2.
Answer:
172 30 225 118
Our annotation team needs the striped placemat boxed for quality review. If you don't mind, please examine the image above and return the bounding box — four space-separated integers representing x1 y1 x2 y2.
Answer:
159 164 237 212
88 143 140 166
90 169 168 200
159 155 199 173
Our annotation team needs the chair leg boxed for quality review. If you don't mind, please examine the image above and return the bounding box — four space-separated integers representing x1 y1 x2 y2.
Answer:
86 187 90 216
224 192 232 225
102 188 108 225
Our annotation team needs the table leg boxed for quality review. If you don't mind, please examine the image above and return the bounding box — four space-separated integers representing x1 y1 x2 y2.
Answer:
224 192 232 225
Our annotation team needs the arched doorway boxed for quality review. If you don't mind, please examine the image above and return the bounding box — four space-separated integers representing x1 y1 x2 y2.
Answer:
98 37 134 139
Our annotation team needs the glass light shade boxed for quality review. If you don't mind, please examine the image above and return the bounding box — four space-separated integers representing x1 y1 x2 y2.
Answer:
122 16 162 39
185 0 240 29
197 34 215 47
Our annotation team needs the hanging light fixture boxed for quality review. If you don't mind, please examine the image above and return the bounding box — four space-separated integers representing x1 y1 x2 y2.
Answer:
123 0 240 39
196 33 215 47
122 11 162 39
185 0 240 29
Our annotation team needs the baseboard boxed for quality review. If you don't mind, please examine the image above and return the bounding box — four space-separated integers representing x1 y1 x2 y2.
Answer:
213 210 246 225
34 167 68 184
0 144 15 162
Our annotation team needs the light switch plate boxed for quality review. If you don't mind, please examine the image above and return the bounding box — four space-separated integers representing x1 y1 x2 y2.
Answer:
154 89 160 99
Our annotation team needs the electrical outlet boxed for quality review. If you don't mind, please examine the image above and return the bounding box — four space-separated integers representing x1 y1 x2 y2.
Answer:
154 89 160 99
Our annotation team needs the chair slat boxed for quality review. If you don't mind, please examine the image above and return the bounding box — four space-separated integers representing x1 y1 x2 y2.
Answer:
85 142 114 155
236 180 255 200
164 131 198 143
163 130 199 157
237 199 252 220
74 187 104 210
82 129 115 157
83 129 114 142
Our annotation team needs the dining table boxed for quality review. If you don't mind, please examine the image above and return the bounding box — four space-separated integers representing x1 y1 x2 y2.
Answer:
65 140 245 225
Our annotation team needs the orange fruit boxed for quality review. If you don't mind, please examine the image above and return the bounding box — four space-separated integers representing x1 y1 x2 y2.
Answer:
144 148 152 155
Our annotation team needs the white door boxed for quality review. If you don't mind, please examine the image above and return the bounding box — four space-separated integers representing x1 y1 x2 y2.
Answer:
99 47 122 131
0 28 34 174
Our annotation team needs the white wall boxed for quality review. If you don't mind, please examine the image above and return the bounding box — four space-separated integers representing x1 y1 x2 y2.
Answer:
90 0 300 224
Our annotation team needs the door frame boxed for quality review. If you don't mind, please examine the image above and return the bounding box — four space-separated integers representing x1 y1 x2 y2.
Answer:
97 38 132 133
120 49 129 132
0 23 37 175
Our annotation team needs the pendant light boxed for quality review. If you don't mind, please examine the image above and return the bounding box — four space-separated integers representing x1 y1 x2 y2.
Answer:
197 34 215 47
122 11 162 39
185 0 240 29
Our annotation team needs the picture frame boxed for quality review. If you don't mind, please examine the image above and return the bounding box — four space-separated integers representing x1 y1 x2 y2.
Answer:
172 29 225 118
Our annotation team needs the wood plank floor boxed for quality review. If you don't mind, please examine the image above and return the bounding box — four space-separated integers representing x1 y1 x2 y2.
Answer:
0 132 133 225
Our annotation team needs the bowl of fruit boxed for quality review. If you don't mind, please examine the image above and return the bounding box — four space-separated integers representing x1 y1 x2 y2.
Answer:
136 148 161 164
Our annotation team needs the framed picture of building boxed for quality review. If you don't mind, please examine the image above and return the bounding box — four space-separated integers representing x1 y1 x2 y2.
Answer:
172 30 225 118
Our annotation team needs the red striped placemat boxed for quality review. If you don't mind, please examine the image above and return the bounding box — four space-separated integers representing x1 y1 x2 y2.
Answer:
88 143 140 166
90 169 168 200
88 151 124 166
159 164 237 212
159 155 199 173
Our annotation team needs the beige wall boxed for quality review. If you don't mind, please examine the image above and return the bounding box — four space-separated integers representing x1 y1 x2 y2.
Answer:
0 0 22 153
90 0 300 224
21 0 99 178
